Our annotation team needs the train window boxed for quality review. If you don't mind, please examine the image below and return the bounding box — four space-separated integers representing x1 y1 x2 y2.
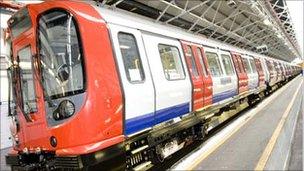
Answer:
242 58 252 73
185 46 199 77
38 10 85 99
221 54 235 75
249 59 257 73
205 52 223 77
9 7 32 38
118 33 145 83
18 46 37 114
158 44 185 80
196 48 207 76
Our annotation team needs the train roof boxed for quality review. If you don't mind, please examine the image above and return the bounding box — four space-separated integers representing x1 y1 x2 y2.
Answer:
91 3 291 64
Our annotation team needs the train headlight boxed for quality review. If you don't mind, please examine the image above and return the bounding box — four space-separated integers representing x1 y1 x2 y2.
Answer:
53 100 75 120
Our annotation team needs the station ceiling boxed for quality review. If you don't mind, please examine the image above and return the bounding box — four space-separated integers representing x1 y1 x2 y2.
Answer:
102 0 302 62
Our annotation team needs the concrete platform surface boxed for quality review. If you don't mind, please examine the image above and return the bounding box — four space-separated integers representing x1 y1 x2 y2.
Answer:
173 77 303 170
193 78 303 170
288 97 303 170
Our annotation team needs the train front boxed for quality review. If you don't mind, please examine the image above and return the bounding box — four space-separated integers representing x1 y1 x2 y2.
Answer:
5 1 125 170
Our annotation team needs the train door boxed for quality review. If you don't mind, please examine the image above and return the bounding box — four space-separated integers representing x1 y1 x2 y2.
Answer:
231 52 248 94
180 41 204 111
281 63 287 81
204 47 237 103
277 62 283 82
265 59 275 86
272 61 281 83
273 61 280 82
108 24 155 135
241 55 258 90
281 63 286 81
196 46 213 106
218 51 238 99
271 60 277 84
12 34 46 148
142 33 192 125
260 58 270 86
254 58 265 87
204 47 222 103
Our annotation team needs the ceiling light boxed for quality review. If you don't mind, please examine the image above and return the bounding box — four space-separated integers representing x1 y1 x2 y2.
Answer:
227 0 237 8
263 18 271 26
277 34 282 39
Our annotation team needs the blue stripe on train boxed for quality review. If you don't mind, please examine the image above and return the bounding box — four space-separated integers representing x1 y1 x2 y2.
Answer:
213 89 237 103
125 102 189 135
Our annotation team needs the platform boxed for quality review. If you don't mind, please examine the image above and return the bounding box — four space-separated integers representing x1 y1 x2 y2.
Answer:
173 76 303 170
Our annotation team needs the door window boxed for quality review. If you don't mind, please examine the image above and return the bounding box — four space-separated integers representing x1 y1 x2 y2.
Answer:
242 58 252 73
18 46 37 113
221 54 235 75
249 59 257 73
185 46 199 77
158 44 185 80
238 57 246 73
118 32 145 83
205 52 223 77
232 55 241 74
196 48 207 76
255 59 263 72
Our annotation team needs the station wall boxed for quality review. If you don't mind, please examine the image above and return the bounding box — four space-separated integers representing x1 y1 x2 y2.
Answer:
1 10 12 149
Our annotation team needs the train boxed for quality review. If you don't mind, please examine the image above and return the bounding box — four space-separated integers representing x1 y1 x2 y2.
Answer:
5 1 301 170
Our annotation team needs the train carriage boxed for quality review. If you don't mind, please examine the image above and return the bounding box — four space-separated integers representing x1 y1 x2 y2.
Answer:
5 1 300 170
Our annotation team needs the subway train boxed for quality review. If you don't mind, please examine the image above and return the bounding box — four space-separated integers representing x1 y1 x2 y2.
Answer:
5 1 301 170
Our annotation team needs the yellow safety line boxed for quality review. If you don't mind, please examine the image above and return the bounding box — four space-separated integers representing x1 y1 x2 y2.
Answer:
186 77 301 170
254 80 303 171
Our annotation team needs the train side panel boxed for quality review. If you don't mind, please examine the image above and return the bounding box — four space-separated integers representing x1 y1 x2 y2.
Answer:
142 33 192 126
204 48 238 104
108 24 156 135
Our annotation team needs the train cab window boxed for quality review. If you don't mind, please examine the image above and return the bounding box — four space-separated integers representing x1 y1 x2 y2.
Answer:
185 46 199 77
38 10 85 99
249 59 257 73
18 46 37 113
242 58 252 73
158 44 185 80
196 48 207 76
118 33 145 82
205 52 223 77
221 54 235 76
